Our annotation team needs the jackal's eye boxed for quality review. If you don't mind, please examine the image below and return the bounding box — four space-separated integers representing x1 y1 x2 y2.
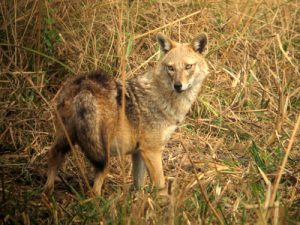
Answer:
166 65 175 72
185 64 193 70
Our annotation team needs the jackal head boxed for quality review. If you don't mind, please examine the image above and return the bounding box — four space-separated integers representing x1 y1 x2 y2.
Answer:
156 33 209 93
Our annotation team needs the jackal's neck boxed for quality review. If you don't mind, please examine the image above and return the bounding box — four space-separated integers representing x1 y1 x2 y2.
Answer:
153 73 203 123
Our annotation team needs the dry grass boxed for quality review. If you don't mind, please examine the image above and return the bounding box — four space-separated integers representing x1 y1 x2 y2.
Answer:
1 0 300 224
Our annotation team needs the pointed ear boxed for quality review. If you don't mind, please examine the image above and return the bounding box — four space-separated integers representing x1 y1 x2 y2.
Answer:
156 33 174 53
192 33 208 54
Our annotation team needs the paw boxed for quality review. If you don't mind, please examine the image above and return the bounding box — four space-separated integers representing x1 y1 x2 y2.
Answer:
156 190 170 207
43 185 53 197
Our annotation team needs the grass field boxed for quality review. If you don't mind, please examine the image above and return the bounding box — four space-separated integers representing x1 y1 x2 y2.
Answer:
0 0 300 224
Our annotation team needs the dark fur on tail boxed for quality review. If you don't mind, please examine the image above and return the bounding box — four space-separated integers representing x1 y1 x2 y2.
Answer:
74 90 107 170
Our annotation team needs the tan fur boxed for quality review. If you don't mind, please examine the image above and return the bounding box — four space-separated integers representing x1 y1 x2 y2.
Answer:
44 33 209 196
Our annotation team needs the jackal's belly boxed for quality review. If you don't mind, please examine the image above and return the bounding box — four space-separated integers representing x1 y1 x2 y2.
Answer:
110 136 137 156
109 121 178 156
110 129 137 156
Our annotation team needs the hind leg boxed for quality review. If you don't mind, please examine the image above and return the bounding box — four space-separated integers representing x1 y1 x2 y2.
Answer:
44 136 70 196
90 155 108 196
92 168 108 196
90 144 109 196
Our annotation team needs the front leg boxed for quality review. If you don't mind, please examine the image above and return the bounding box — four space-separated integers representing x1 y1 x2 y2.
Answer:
132 151 147 189
140 148 167 195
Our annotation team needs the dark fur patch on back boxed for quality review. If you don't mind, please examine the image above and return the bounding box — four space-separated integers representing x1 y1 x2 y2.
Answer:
81 84 97 95
88 71 112 84
72 70 113 86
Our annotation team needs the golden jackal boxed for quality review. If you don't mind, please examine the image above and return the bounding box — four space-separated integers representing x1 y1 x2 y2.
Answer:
44 33 209 196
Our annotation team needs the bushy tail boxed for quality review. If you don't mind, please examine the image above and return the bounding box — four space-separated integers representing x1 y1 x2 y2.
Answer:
74 90 107 170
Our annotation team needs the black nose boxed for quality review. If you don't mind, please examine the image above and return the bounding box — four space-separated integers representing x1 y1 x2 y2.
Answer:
174 82 183 92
